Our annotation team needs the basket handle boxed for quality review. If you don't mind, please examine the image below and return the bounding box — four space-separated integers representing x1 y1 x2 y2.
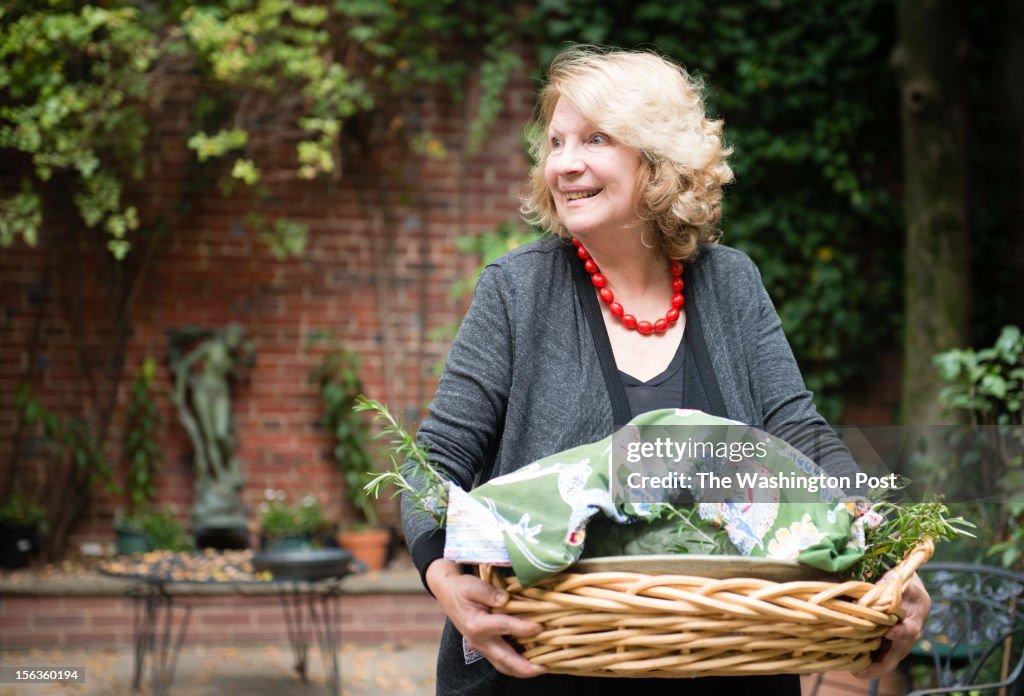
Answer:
859 537 935 611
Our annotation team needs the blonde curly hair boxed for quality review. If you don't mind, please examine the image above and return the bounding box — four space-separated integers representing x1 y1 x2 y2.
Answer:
522 46 734 261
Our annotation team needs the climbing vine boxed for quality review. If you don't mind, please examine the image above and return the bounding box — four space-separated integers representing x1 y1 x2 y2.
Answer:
0 0 521 258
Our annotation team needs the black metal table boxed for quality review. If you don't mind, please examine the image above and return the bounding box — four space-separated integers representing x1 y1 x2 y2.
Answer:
103 549 357 696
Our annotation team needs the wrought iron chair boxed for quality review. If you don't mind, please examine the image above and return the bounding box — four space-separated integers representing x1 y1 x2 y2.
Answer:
905 562 1024 695
807 562 1024 696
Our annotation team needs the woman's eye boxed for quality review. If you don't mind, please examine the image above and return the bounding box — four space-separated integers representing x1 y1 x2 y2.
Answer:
550 136 563 148
590 133 608 145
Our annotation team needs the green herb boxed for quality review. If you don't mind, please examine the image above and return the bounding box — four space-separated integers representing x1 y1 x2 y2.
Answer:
663 505 735 556
356 396 449 526
846 497 975 582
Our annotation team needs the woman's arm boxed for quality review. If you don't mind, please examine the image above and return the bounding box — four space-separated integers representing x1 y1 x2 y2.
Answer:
738 253 932 677
403 262 550 678
402 263 516 584
738 256 861 483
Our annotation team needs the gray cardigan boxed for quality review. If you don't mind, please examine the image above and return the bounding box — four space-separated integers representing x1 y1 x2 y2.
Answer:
403 236 859 577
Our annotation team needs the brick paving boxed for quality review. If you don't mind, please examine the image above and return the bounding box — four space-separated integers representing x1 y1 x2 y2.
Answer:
0 641 438 696
0 644 906 696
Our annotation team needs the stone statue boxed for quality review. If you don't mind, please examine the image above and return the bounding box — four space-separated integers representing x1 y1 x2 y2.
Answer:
168 324 254 539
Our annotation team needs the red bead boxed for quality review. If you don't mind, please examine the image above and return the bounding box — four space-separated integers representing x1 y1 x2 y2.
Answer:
575 253 684 334
572 238 581 247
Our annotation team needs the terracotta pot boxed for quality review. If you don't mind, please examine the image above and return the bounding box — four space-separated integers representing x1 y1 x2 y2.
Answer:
336 527 389 571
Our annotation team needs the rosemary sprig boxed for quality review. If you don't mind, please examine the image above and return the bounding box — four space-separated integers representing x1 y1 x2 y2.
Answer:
663 505 735 555
845 497 975 582
354 396 449 525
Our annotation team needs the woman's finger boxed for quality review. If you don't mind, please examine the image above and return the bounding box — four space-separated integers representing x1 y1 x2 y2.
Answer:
470 635 548 678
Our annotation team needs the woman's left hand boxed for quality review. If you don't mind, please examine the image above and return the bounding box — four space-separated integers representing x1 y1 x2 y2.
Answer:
853 571 932 680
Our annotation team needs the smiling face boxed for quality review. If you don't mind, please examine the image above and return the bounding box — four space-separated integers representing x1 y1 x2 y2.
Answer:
543 98 643 241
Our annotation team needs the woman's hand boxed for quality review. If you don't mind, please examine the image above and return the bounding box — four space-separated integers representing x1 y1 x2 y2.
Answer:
854 571 932 680
426 559 548 678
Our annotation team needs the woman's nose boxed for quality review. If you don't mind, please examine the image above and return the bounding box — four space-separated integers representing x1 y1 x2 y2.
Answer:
556 144 585 175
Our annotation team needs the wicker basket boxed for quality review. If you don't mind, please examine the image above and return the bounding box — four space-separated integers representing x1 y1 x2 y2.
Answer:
480 538 934 678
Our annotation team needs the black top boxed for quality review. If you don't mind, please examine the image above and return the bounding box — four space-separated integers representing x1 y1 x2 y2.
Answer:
568 246 728 426
619 335 687 417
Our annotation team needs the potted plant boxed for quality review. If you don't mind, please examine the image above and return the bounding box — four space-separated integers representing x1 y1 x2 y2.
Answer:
259 490 329 551
115 507 194 554
113 509 152 554
0 493 47 569
308 332 389 570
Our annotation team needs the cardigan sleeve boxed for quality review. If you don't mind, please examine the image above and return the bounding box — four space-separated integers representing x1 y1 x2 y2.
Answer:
738 256 862 487
402 263 515 588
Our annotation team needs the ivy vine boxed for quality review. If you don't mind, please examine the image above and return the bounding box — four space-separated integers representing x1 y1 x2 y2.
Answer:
0 0 522 259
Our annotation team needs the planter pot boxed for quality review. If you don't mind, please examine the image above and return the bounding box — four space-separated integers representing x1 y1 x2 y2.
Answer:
0 522 39 569
337 527 389 571
115 528 152 555
194 525 248 550
262 534 313 552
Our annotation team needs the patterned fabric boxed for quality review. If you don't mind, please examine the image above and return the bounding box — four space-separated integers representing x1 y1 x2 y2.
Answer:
444 409 877 587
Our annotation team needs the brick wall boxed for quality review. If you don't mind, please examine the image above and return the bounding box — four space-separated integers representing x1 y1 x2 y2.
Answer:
13 34 1008 548
0 46 538 548
0 593 445 648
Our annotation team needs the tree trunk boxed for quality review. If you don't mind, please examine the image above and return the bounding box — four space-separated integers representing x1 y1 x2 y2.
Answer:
894 0 971 425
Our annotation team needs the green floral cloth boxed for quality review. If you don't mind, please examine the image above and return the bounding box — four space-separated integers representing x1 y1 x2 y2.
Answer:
443 409 875 587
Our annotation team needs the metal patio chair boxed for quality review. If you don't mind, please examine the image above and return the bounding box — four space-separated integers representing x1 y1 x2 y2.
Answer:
905 562 1024 695
807 562 1024 696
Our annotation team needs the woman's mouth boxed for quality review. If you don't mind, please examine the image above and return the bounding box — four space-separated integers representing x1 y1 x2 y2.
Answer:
564 189 602 201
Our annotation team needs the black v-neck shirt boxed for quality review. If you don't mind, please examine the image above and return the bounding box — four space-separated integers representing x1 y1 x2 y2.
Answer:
619 334 687 417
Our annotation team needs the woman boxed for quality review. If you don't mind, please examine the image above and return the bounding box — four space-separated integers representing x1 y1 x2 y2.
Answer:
404 46 929 695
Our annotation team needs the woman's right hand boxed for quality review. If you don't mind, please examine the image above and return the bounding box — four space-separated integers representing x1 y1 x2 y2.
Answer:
425 559 547 678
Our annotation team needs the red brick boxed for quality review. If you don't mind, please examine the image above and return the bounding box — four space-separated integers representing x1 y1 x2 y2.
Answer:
33 615 87 627
197 613 253 626
0 631 63 647
89 615 136 627
0 616 29 628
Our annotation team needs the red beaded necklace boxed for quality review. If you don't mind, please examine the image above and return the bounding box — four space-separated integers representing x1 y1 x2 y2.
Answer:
573 239 684 336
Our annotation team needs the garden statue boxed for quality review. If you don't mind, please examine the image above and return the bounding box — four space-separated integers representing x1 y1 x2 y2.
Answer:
168 324 254 546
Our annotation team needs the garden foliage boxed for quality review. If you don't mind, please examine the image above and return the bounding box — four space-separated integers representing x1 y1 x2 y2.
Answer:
0 0 520 258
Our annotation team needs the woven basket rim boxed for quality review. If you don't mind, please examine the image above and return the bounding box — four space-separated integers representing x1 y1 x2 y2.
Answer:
478 538 935 678
484 538 933 601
